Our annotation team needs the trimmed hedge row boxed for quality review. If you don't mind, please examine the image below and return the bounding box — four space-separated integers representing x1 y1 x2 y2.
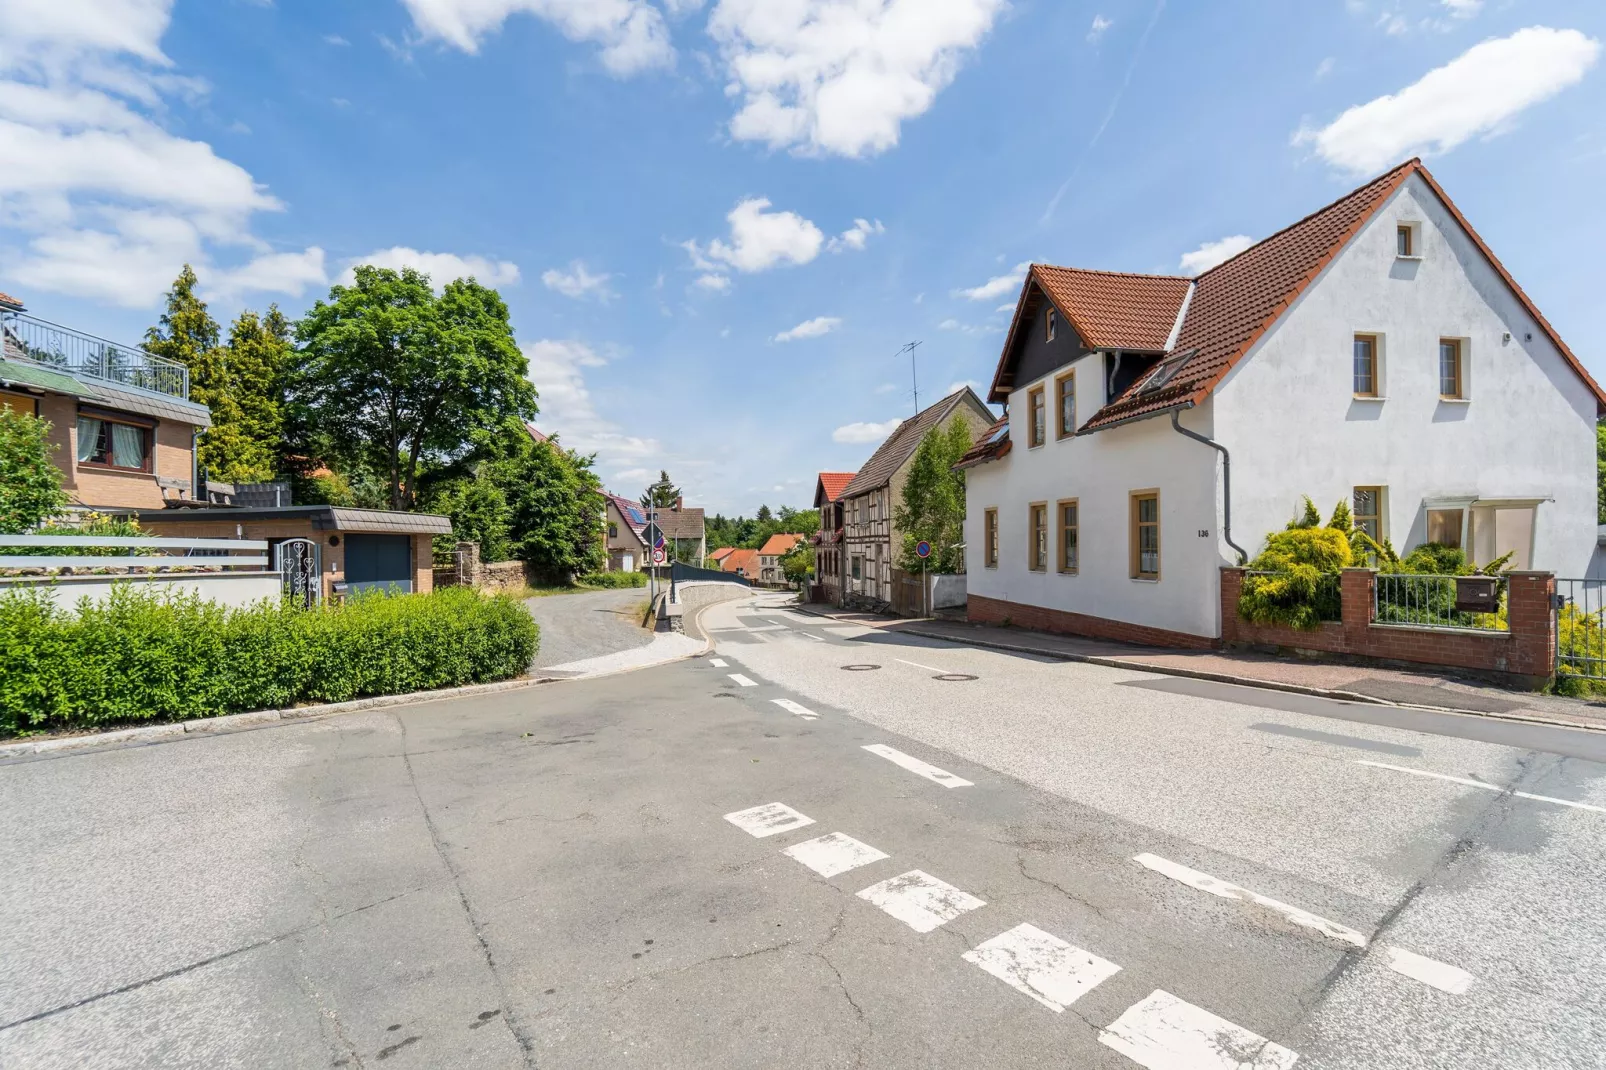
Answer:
0 586 539 736
577 570 649 589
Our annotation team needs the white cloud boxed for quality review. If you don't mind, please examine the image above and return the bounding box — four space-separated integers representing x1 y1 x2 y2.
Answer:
827 217 884 253
773 315 840 342
1179 234 1254 275
324 33 351 46
956 261 1029 301
523 338 662 465
541 259 613 300
832 418 902 444
1441 0 1480 17
685 196 824 275
341 247 520 288
1314 56 1335 80
208 247 328 301
397 0 674 75
994 302 1015 314
938 318 960 330
1295 26 1600 175
1088 15 1112 42
1 0 174 68
694 272 731 293
947 379 981 395
708 0 1006 158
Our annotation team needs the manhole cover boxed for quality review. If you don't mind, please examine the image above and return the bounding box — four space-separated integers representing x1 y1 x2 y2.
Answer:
935 673 978 682
841 664 881 672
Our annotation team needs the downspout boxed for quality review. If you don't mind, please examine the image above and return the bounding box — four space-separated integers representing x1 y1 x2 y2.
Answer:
1170 408 1248 565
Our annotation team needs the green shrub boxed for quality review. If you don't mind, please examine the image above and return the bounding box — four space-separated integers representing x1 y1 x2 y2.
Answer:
1238 521 1353 630
578 570 649 589
0 586 538 736
1400 542 1467 575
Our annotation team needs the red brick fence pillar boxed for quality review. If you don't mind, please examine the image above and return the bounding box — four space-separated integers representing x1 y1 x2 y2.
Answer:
1505 572 1557 684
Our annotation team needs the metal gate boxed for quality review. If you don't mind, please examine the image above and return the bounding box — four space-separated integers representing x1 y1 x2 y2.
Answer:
1555 578 1606 681
276 537 320 608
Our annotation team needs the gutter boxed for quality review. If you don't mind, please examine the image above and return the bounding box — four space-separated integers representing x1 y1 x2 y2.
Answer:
1169 407 1249 565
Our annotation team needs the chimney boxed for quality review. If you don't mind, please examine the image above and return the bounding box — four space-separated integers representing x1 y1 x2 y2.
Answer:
674 496 683 511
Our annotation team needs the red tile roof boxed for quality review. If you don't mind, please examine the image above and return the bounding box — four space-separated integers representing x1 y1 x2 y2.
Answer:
955 417 1011 470
0 291 23 311
758 533 803 557
1031 267 1190 351
815 472 856 506
710 547 736 561
721 548 759 576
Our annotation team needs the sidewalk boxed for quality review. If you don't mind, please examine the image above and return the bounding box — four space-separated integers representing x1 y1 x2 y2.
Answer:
793 603 1606 732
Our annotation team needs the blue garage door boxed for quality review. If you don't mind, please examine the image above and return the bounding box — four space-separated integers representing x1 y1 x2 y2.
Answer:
345 534 413 596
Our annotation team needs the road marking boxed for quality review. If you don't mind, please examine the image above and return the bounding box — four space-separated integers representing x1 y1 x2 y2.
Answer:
796 631 826 642
1099 990 1299 1070
1133 853 1366 948
783 832 889 877
962 923 1120 1013
862 744 973 788
771 699 819 721
1355 760 1606 814
1384 946 1474 994
856 870 986 933
709 658 728 668
724 803 815 839
895 657 951 674
729 673 758 687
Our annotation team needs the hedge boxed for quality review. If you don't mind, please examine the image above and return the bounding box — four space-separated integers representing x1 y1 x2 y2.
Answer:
578 570 649 589
0 585 539 736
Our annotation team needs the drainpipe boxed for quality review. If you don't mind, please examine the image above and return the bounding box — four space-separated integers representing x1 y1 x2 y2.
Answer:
1170 408 1248 565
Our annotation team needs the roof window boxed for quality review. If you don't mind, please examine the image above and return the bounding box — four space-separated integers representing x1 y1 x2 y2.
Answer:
1137 349 1195 395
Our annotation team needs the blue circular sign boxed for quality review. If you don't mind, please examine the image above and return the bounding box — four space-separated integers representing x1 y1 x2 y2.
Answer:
915 541 932 559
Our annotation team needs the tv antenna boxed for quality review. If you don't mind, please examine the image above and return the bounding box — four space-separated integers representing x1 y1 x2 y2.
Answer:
897 341 924 414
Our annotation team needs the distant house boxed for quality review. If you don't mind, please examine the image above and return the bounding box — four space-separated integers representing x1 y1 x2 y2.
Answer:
757 533 803 585
837 388 994 605
644 498 706 566
709 547 737 567
960 158 1605 646
720 547 759 580
812 471 855 604
605 492 649 572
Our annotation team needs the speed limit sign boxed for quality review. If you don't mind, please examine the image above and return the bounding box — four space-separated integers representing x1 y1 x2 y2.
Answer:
652 547 667 564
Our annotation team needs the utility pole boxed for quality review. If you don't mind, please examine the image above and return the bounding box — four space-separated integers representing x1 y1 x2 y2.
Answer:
898 341 924 415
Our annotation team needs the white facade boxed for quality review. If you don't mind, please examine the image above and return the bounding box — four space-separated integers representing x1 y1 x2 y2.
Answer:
966 173 1599 641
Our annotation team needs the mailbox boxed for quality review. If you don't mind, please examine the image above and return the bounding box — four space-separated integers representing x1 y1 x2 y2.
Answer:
1454 576 1499 614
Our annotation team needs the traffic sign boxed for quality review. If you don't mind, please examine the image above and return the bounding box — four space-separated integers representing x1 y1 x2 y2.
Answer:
651 547 667 564
915 540 932 559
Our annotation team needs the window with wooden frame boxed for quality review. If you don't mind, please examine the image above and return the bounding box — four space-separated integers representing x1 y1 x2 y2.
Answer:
1352 486 1383 543
1046 308 1057 343
984 508 999 568
1396 225 1413 257
75 409 152 472
1 389 39 416
1027 386 1046 448
1130 491 1160 580
1028 503 1048 571
1055 371 1076 439
1353 334 1379 397
1438 338 1464 399
1057 499 1079 574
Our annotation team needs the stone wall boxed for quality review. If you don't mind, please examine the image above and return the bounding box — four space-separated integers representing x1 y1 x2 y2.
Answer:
433 542 531 594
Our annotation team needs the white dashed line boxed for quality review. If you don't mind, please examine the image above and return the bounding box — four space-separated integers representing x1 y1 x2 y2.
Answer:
1356 760 1606 814
856 870 986 933
783 832 890 877
1099 990 1299 1070
709 658 728 668
796 631 826 642
863 744 973 788
1384 946 1474 994
894 657 952 674
724 803 815 838
729 674 758 687
1133 853 1366 948
963 923 1121 1013
772 699 819 721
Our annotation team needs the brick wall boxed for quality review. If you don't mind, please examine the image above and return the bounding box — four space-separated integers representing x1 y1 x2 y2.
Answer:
967 593 1218 650
1222 567 1555 687
39 393 197 511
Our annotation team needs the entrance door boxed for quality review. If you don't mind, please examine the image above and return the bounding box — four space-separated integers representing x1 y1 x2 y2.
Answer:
345 534 414 596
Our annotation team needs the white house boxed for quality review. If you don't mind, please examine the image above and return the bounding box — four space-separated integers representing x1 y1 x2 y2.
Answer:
958 158 1606 647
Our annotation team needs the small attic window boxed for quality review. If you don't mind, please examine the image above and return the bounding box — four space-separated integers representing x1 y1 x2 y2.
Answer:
1137 349 1195 395
1396 223 1421 259
1046 308 1057 343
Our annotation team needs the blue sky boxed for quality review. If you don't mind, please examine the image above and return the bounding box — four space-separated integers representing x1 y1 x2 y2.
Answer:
2 0 1603 514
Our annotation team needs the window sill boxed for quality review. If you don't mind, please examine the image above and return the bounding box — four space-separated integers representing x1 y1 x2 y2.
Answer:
76 463 154 476
1131 576 1160 584
1351 395 1387 402
1058 569 1079 577
1395 255 1423 262
1438 397 1471 405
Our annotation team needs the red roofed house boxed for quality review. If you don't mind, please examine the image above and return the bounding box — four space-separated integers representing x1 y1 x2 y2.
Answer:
604 491 649 572
720 547 759 581
812 472 856 603
960 158 1605 647
757 533 803 586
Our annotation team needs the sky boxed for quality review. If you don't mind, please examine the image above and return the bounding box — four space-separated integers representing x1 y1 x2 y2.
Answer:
2 0 1603 515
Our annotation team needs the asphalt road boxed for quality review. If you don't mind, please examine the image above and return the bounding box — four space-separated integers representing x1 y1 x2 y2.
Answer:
524 588 654 670
0 590 1602 1068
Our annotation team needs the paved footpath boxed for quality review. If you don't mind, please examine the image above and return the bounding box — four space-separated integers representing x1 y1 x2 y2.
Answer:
0 590 1602 1068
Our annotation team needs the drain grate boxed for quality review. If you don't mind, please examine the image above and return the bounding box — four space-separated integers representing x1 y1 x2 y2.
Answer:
841 664 882 672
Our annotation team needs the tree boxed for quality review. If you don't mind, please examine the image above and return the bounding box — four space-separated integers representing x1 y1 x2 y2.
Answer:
291 266 537 510
1597 421 1605 524
501 434 605 582
144 266 224 404
426 467 511 564
641 471 681 510
894 420 973 573
756 504 773 523
781 542 815 586
0 409 68 532
208 306 291 484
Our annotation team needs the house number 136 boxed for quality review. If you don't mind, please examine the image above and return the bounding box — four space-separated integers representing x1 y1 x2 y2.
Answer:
1197 529 1210 538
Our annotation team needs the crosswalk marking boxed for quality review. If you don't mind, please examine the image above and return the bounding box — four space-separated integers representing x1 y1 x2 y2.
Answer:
1384 946 1474 994
772 699 819 720
857 870 986 933
783 832 889 877
1133 853 1367 948
1099 990 1299 1069
724 803 815 838
709 658 728 668
729 673 758 687
862 744 973 788
1355 759 1606 814
963 923 1120 1013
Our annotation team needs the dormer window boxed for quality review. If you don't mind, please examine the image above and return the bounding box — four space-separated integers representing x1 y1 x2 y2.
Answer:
1046 308 1057 343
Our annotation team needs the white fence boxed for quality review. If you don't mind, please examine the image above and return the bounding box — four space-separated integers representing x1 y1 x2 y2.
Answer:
0 534 282 610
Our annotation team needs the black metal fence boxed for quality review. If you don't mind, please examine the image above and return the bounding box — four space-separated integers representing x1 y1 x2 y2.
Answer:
1374 573 1508 632
670 561 750 587
1556 578 1606 681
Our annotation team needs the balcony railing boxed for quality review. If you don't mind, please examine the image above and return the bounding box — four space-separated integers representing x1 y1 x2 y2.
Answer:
1 311 190 401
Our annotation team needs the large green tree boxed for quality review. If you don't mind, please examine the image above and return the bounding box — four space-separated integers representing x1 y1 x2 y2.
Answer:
291 266 537 510
0 409 68 532
894 420 973 573
501 434 605 581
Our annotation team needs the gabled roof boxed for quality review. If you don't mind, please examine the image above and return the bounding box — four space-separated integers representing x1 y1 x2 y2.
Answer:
758 533 803 557
653 506 705 539
840 387 993 499
606 492 647 534
814 471 856 507
955 416 1011 470
526 424 549 445
721 547 759 575
710 547 736 561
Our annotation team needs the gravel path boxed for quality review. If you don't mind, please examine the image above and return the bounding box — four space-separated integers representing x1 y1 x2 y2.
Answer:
524 587 654 669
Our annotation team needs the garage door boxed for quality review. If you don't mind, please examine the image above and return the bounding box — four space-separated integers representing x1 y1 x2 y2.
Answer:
344 534 413 596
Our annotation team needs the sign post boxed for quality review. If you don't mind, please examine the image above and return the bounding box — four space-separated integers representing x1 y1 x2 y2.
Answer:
915 540 932 618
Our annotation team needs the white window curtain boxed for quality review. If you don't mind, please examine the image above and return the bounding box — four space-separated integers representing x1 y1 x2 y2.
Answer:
111 423 144 468
76 417 101 463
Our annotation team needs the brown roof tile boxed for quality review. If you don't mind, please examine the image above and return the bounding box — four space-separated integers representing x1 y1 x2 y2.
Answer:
652 507 705 539
954 417 1011 470
1032 267 1190 351
840 387 992 499
758 533 803 557
721 548 759 575
815 472 856 506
